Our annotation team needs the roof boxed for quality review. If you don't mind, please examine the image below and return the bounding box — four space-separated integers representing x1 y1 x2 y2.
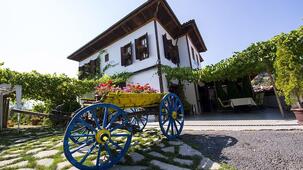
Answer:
68 0 207 61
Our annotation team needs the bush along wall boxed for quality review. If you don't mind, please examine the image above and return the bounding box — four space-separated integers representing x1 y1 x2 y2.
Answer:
0 68 132 114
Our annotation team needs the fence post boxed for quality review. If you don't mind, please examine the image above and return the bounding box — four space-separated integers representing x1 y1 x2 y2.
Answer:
0 94 3 131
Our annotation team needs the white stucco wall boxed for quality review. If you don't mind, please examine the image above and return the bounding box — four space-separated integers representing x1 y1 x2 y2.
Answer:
127 68 161 92
177 35 191 68
156 21 178 68
77 19 202 113
187 36 201 69
79 21 158 76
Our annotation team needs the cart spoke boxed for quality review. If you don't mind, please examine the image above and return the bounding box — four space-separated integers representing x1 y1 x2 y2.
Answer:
109 139 123 150
96 144 103 166
176 119 182 126
171 120 174 135
165 120 171 134
102 107 109 128
162 117 169 125
78 119 96 132
80 143 97 164
104 143 112 160
70 133 95 138
111 133 130 137
70 139 94 154
90 110 101 130
173 121 179 134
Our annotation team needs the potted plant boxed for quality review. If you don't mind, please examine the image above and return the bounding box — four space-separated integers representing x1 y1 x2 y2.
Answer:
274 40 303 124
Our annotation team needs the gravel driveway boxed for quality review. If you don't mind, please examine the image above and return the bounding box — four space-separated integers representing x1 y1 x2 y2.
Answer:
181 130 303 170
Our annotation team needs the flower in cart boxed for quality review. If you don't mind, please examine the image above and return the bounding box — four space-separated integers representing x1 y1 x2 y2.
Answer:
95 80 121 100
122 83 158 93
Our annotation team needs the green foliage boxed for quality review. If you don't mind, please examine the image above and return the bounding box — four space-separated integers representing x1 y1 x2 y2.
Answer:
162 26 302 85
274 27 303 107
33 103 47 113
0 67 132 114
42 117 54 127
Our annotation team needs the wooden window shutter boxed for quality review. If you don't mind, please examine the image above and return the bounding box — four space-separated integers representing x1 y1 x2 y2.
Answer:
128 43 133 65
121 46 125 66
135 38 140 60
163 34 169 59
144 33 149 58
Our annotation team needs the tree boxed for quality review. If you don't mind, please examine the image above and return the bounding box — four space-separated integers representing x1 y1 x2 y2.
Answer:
274 35 303 108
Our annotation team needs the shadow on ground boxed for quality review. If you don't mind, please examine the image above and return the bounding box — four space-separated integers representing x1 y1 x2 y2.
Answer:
181 133 238 163
0 127 64 152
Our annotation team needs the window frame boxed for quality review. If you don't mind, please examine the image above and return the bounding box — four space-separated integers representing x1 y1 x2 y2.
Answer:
121 42 133 67
163 34 179 64
105 53 109 62
135 33 149 60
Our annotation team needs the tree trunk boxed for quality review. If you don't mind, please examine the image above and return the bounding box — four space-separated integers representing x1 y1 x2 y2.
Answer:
268 72 285 117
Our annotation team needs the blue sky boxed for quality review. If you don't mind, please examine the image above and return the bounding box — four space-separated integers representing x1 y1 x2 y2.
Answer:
0 0 302 77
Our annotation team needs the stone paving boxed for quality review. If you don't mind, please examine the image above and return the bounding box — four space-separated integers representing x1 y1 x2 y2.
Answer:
0 127 221 170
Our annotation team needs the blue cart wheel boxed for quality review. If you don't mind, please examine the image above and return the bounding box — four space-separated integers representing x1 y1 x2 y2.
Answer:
129 108 148 131
63 103 132 170
159 93 184 140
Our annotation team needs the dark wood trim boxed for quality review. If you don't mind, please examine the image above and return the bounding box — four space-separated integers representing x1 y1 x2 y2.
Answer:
185 34 193 69
154 20 164 93
68 0 207 62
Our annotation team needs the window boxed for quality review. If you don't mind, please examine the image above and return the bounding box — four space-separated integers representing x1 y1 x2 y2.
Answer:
105 54 109 62
191 47 195 61
135 33 149 60
163 34 179 64
121 43 133 66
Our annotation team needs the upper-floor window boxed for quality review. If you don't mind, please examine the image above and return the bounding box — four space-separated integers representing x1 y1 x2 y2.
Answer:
121 42 132 66
105 54 109 62
191 47 195 61
135 33 149 60
163 34 179 64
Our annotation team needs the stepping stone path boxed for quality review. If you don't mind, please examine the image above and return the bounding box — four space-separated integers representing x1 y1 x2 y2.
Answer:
173 158 193 166
9 150 23 154
0 128 221 170
111 165 148 170
37 158 54 167
161 146 175 153
199 158 221 170
5 160 28 169
34 149 59 159
148 151 167 159
129 152 145 163
26 148 44 154
179 143 202 157
157 143 165 148
151 160 190 170
56 161 71 170
168 140 184 145
2 153 20 159
15 138 32 144
0 158 20 167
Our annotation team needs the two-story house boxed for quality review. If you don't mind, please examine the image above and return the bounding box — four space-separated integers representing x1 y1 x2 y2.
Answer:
67 0 207 114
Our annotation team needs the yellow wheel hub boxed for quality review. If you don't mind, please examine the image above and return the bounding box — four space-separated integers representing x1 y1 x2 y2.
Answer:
95 129 111 144
172 111 178 120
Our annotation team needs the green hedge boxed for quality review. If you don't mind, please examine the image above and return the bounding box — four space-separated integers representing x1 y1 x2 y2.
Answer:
0 67 131 113
162 26 303 83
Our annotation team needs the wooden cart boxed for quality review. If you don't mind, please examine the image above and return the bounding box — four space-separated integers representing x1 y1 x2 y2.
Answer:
63 93 184 170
